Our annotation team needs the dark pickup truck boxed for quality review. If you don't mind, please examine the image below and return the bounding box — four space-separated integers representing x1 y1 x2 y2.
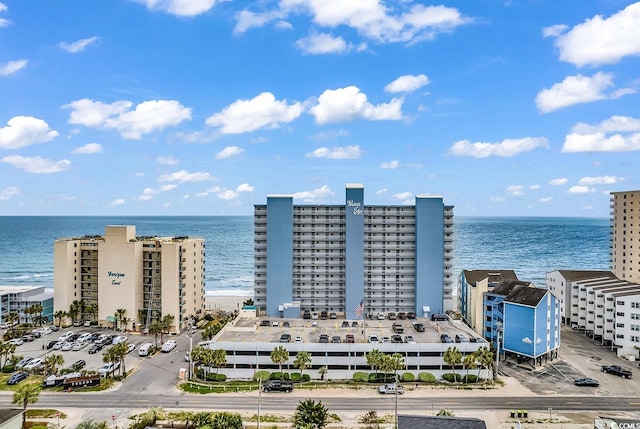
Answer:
262 380 294 392
601 365 632 379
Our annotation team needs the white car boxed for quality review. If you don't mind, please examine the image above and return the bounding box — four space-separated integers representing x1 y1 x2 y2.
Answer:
52 341 64 350
8 338 24 346
127 343 136 353
61 342 73 351
24 358 43 370
161 340 177 352
112 335 127 345
72 341 88 351
378 383 404 394
377 312 386 320
98 362 120 377
58 331 74 342
294 336 303 343
77 333 92 343
368 335 379 343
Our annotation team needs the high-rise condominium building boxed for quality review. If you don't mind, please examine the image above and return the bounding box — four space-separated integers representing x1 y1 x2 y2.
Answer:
54 225 205 333
254 184 454 318
610 190 640 282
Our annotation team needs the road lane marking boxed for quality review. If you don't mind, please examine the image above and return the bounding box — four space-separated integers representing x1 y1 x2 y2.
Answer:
566 401 582 405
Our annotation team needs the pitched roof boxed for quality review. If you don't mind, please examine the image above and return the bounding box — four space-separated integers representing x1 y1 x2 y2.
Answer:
399 415 487 429
491 279 532 296
504 285 548 307
0 409 24 425
463 270 518 285
555 270 615 281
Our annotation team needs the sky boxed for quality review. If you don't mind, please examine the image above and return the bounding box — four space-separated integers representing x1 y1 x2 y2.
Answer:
1 0 639 217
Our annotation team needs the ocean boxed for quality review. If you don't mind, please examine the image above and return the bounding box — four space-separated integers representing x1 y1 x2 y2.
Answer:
0 216 611 297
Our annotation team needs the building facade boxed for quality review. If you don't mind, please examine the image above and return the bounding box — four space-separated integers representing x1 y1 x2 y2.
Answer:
54 225 205 333
254 184 454 318
610 190 640 282
0 286 53 325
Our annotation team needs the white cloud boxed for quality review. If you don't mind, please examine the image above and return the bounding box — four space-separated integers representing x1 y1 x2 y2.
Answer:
59 36 99 53
0 116 59 149
72 143 103 155
392 191 413 200
130 0 219 17
542 24 567 38
563 115 640 153
216 146 245 160
448 137 548 158
156 155 179 165
0 186 20 200
568 185 592 194
0 59 27 76
548 3 640 67
140 184 178 199
216 190 238 200
506 185 524 196
384 74 430 93
539 197 553 203
64 98 192 139
158 170 212 183
308 129 350 141
306 145 362 159
536 72 634 113
2 155 71 174
236 183 254 193
310 86 403 124
296 32 348 54
490 196 506 203
110 198 125 206
292 185 335 203
239 1 470 45
549 178 568 186
376 188 388 195
578 176 621 186
528 185 540 190
206 92 303 134
0 2 10 27
380 160 399 169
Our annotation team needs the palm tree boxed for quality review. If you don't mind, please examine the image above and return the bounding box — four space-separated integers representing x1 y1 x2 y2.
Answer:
53 310 66 328
293 351 312 376
85 305 97 324
22 306 33 326
68 300 82 324
270 345 289 376
475 346 493 381
12 382 42 428
366 349 384 374
31 304 43 325
45 353 64 375
7 311 19 327
463 353 477 382
115 308 127 331
294 399 329 429
76 419 109 429
443 346 463 382
318 366 328 382
111 342 129 376
149 321 163 348
211 349 227 374
161 314 175 337
102 347 119 377
0 341 16 368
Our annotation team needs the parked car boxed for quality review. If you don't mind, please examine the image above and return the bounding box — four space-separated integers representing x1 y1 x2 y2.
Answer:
127 343 136 353
259 320 270 327
112 335 127 345
294 336 303 343
61 342 73 351
8 338 23 346
404 335 416 344
601 365 632 379
431 314 448 322
440 334 454 343
24 358 43 371
341 321 349 328
58 331 74 342
21 334 35 342
368 335 379 343
138 343 156 357
72 342 88 351
161 340 177 352
455 334 469 343
407 312 416 319
413 323 425 332
377 312 386 320
574 377 599 387
71 359 86 371
262 380 293 393
44 340 58 350
52 341 65 350
88 343 102 354
381 336 391 343
302 310 311 319
397 312 407 320
378 383 404 394
7 372 28 385
351 321 359 328
15 357 34 370
331 335 341 343
279 334 291 343
345 334 355 343
319 334 329 343
387 312 397 320
329 312 337 319
391 334 403 343
320 311 328 320
98 362 120 377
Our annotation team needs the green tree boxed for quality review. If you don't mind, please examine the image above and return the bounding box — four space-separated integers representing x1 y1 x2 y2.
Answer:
463 353 478 382
31 304 43 325
192 411 212 428
211 412 243 429
475 346 494 381
294 351 312 376
443 346 463 382
12 382 41 428
211 349 227 374
7 311 19 327
102 347 119 378
149 321 163 348
318 366 327 381
0 340 16 368
161 314 175 338
294 399 329 429
358 410 382 429
76 419 109 429
366 349 384 373
53 310 67 327
45 353 64 375
111 342 129 376
68 300 83 324
85 305 97 323
270 345 289 376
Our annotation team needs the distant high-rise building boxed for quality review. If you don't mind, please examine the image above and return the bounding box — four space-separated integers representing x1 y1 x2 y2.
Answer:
54 225 205 332
610 190 640 282
254 184 454 318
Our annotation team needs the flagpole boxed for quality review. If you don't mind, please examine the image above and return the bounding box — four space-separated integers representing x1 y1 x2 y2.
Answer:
362 296 366 341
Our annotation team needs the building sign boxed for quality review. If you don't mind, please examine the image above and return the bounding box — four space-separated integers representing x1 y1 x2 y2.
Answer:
108 271 125 285
346 199 363 216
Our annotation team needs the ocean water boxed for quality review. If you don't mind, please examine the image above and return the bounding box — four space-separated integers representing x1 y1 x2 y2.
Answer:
0 216 611 296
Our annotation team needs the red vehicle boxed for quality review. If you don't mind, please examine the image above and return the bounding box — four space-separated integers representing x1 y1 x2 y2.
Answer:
345 334 355 343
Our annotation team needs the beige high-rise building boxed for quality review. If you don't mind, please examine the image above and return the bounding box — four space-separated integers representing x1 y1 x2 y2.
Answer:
54 225 205 333
611 190 640 282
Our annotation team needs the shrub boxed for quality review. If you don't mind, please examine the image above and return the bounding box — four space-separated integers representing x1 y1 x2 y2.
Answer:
368 372 395 383
353 372 369 382
301 374 310 382
253 370 270 382
290 373 301 382
442 373 462 383
2 365 15 373
269 372 289 380
418 372 436 383
401 372 415 382
462 374 478 383
210 373 226 382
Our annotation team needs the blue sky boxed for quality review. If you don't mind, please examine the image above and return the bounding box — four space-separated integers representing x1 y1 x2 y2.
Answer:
1 0 639 216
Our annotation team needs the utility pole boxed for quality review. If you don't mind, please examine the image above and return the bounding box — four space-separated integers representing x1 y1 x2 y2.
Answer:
257 378 262 429
394 373 399 429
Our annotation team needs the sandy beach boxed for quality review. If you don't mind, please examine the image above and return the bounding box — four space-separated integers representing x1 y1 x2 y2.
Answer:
204 294 249 313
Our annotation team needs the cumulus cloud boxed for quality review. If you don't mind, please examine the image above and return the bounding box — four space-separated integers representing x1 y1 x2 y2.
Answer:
236 183 254 193
0 2 10 28
156 155 179 165
292 185 335 203
110 198 125 206
139 184 178 199
72 143 103 155
384 74 430 93
0 186 20 200
448 137 548 158
506 185 524 196
0 59 27 76
306 145 362 159
310 86 403 124
2 155 71 173
157 170 212 183
0 116 59 149
296 32 349 54
528 185 540 190
380 160 399 169
216 146 245 160
393 191 413 201
64 98 191 139
130 0 219 17
60 36 99 53
539 197 553 203
578 176 621 185
490 196 506 203
568 186 592 194
562 115 640 152
235 1 470 45
535 72 634 113
376 188 388 195
206 92 303 134
308 129 350 141
546 3 640 67
549 178 568 186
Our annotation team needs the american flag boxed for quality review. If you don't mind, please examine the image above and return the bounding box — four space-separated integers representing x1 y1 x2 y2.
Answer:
354 298 364 318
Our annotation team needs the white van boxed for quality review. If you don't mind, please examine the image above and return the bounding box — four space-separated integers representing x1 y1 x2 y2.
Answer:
138 342 155 357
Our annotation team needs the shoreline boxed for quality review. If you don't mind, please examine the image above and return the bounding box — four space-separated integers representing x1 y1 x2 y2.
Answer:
204 295 248 312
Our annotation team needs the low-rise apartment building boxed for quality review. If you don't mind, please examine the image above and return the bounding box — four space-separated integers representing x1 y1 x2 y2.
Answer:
0 286 53 325
546 270 614 325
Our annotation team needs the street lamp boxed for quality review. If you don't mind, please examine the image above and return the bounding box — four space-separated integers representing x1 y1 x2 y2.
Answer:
494 322 502 380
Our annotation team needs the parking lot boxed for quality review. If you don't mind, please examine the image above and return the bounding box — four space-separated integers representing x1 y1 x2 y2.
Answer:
499 325 640 395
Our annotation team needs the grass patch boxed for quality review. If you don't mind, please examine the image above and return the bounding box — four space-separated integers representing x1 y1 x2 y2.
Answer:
26 409 66 418
246 414 290 423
